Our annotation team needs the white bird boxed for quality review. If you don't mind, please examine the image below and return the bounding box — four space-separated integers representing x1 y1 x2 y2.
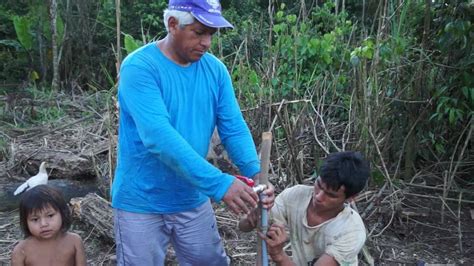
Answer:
14 162 49 196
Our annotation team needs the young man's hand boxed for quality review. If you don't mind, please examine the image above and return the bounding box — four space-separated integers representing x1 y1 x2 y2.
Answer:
260 182 275 209
259 224 294 265
238 207 259 232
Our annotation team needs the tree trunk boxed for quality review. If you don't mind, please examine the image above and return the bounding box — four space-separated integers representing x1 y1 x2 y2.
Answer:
49 0 59 90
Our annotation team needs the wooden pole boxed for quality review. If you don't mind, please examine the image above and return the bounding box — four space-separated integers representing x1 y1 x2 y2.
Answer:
49 0 59 90
115 0 122 74
257 132 272 266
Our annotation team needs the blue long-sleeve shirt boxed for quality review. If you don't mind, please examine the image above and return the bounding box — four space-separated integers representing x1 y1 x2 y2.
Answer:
111 42 260 213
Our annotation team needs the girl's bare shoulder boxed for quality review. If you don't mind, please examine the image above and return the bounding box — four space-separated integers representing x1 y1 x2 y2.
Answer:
12 239 26 254
64 232 84 243
11 239 31 264
12 236 36 250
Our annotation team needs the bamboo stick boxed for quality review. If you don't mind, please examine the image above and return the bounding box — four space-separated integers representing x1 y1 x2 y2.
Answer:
257 132 272 266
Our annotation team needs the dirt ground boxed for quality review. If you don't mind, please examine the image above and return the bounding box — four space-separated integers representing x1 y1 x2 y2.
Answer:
1 173 473 265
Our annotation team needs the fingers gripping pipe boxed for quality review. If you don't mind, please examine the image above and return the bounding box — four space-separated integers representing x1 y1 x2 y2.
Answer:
253 184 267 193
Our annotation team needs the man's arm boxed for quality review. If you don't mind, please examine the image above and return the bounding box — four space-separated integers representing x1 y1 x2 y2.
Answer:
214 61 260 178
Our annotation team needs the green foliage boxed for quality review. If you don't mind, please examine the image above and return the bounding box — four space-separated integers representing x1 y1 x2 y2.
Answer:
1 1 68 83
422 131 447 155
371 169 385 186
124 34 142 55
0 0 472 184
232 65 261 107
422 1 473 157
56 16 65 44
350 37 375 66
98 0 167 46
268 3 352 99
430 86 470 125
12 15 33 50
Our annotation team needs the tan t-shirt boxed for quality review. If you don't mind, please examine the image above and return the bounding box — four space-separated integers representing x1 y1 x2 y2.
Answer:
271 185 366 266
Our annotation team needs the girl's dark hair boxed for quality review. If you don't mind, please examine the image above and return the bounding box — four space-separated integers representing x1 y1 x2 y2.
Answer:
19 184 72 238
320 151 370 198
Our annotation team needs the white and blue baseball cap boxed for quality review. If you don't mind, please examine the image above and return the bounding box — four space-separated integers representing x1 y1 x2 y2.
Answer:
168 0 234 29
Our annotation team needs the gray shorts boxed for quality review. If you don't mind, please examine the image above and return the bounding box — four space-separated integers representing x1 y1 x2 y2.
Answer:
113 201 229 266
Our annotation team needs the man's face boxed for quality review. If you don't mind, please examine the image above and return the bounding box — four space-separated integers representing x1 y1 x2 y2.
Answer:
310 177 347 212
171 20 217 64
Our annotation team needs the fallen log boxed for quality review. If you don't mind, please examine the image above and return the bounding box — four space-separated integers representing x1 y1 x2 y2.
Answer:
0 179 99 212
13 151 96 180
69 193 180 261
70 193 114 243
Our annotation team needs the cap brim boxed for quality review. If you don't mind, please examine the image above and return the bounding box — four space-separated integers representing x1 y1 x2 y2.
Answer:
191 12 234 29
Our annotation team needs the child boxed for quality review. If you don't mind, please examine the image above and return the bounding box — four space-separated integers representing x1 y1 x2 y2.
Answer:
11 184 86 266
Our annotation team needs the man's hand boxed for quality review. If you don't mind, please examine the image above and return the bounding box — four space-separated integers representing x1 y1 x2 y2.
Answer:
259 224 293 264
250 173 275 209
222 178 258 215
237 179 275 232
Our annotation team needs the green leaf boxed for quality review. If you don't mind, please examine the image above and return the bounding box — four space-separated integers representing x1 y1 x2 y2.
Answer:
323 53 332 65
276 11 284 20
448 109 456 124
273 24 283 34
271 78 279 87
57 16 65 44
444 22 453 33
249 70 259 86
429 113 439 121
124 34 142 55
361 46 373 59
286 14 297 24
12 15 33 50
435 143 445 154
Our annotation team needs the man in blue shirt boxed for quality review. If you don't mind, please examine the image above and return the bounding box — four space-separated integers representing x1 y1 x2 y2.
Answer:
111 0 274 265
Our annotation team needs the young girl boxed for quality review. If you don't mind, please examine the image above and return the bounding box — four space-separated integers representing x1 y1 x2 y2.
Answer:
11 184 87 266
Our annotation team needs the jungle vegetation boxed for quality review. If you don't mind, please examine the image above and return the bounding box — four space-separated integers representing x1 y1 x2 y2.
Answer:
0 1 472 199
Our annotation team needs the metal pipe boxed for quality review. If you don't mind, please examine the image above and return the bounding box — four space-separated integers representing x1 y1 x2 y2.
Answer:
260 192 269 266
253 184 267 193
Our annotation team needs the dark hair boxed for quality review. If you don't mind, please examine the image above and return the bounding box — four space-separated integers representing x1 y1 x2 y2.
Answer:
319 151 370 198
19 185 72 238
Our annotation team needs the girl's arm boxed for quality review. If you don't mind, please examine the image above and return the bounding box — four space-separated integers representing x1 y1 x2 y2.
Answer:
72 234 87 266
11 241 26 266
